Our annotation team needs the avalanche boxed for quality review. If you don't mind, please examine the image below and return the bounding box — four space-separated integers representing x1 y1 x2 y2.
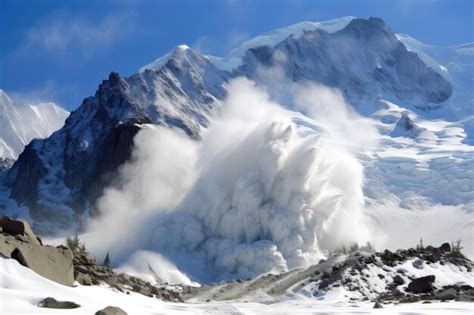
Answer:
84 78 374 282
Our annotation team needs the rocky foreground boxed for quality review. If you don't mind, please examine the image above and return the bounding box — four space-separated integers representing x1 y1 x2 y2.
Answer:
184 244 473 306
1 216 473 312
0 216 181 314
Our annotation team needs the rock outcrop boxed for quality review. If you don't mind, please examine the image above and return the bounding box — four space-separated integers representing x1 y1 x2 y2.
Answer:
280 243 473 304
0 216 42 245
71 249 183 302
38 297 80 309
391 113 426 138
95 306 128 315
0 216 74 286
407 275 435 293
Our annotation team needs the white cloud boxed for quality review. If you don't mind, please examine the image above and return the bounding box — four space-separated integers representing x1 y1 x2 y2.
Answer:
18 12 135 59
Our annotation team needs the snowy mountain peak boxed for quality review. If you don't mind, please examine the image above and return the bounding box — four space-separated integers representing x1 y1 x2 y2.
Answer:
0 89 13 105
140 17 357 73
139 44 199 73
0 90 69 160
140 17 452 111
177 44 191 50
222 16 357 59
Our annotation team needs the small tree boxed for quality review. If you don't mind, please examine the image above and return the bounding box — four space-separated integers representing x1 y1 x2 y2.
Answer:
103 252 111 267
66 235 88 255
453 239 463 253
448 239 466 259
416 237 424 250
66 235 79 251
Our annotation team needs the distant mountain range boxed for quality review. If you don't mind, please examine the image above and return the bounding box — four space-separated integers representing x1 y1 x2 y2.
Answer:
0 89 68 161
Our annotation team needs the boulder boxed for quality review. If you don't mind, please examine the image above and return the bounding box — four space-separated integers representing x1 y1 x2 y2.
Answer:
439 243 451 253
38 297 80 309
435 287 457 300
0 217 74 286
95 306 127 315
407 275 435 293
373 301 383 308
75 272 93 286
0 216 41 245
393 275 405 286
412 259 424 269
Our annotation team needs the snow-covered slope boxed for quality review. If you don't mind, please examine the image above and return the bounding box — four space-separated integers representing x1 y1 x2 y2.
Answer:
0 90 69 160
2 256 473 314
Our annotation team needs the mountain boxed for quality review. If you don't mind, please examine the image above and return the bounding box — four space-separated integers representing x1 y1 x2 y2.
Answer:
2 46 226 233
0 90 69 161
231 17 452 110
0 17 468 236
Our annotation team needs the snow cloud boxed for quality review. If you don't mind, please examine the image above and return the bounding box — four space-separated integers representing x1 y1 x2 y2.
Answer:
86 78 375 282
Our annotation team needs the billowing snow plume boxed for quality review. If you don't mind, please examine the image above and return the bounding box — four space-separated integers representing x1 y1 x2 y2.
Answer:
86 78 373 282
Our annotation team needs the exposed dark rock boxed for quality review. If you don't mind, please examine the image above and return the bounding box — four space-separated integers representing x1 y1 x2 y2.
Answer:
71 250 182 302
439 243 451 253
392 275 405 286
434 287 457 300
373 301 383 308
7 141 45 208
0 216 41 245
391 113 426 139
407 275 435 293
95 305 127 315
75 271 92 286
84 116 151 211
38 297 80 309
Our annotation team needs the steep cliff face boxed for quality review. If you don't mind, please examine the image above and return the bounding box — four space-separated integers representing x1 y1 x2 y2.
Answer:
2 17 455 233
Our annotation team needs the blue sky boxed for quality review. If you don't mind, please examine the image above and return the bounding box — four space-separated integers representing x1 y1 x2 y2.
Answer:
1 0 473 110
